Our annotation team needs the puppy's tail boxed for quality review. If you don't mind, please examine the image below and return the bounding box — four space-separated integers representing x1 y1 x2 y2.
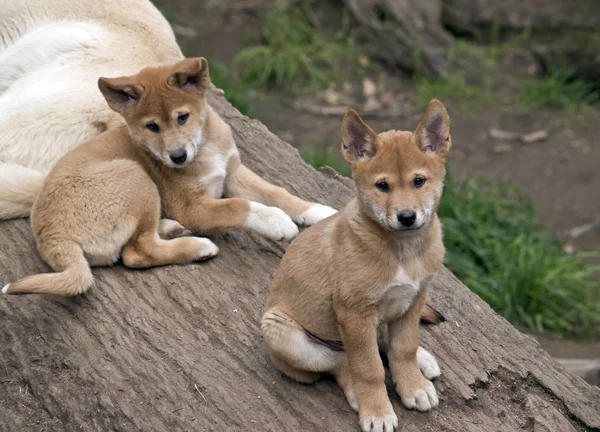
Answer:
3 244 94 296
420 304 446 325
0 163 45 219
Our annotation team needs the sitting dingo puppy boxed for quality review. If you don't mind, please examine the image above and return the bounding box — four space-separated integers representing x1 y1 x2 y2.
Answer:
2 58 335 296
262 100 451 432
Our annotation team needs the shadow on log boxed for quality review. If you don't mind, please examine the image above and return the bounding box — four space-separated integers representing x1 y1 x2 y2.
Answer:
0 86 599 431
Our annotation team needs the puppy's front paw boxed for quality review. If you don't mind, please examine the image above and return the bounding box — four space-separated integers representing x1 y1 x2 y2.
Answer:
295 203 337 226
192 238 219 261
359 404 398 432
417 347 441 380
245 202 299 241
399 379 438 412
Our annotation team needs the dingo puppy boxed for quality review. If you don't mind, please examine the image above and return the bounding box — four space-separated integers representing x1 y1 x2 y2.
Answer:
261 100 451 432
2 58 335 296
0 0 335 228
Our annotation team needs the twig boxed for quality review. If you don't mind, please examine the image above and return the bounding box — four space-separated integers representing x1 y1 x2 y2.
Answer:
194 384 208 413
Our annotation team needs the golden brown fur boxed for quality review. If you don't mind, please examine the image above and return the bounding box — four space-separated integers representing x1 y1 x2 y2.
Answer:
261 100 451 432
2 58 336 296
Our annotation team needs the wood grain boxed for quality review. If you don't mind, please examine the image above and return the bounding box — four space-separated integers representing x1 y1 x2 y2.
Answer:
0 86 598 432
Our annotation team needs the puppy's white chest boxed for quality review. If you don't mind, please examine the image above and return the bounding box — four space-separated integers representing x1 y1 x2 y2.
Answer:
200 152 228 198
377 268 422 322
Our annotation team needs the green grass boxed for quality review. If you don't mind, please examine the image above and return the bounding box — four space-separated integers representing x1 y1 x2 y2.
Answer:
232 1 360 93
411 38 515 110
415 37 599 112
208 60 254 117
301 143 351 177
518 70 599 109
159 6 179 25
413 73 493 109
438 173 600 339
301 149 600 339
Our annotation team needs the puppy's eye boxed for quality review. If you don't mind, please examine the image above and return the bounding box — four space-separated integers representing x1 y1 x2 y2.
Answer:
177 113 189 125
414 177 426 188
376 181 390 192
146 122 160 133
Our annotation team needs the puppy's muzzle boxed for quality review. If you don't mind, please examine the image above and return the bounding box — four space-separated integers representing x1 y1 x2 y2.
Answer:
169 148 187 165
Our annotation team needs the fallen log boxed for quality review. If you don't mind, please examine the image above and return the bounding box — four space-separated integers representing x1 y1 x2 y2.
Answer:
1 86 599 432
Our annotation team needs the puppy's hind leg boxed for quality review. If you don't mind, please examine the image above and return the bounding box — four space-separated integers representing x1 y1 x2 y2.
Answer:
122 198 218 269
157 218 192 240
262 309 360 409
269 353 322 384
261 310 344 383
262 310 363 411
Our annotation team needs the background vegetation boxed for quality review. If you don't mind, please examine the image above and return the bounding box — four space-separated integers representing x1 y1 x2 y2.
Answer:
179 1 600 340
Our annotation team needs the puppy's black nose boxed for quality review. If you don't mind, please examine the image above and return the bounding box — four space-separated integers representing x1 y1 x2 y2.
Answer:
169 149 187 165
397 210 417 227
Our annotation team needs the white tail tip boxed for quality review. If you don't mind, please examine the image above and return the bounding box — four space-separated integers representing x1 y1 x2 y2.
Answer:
1 284 9 294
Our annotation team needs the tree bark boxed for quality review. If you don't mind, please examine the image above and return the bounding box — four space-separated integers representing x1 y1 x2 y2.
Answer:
442 0 600 86
343 0 453 78
0 86 599 432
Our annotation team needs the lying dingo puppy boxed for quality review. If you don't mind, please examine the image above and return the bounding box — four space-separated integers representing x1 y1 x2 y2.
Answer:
2 58 335 296
262 100 451 432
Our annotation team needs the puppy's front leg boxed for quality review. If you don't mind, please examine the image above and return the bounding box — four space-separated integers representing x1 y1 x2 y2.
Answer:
225 164 337 226
336 306 398 432
388 287 439 412
175 195 298 241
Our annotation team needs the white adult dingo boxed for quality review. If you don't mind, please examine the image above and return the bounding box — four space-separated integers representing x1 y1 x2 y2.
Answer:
0 0 336 227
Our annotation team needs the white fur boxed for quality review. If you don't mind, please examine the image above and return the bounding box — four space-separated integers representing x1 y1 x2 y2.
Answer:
0 53 123 171
368 203 389 229
0 21 109 92
0 163 45 218
360 411 398 432
400 380 439 412
416 196 436 228
378 268 420 320
261 312 344 372
158 218 190 238
0 1 183 218
190 238 219 260
1 284 9 294
391 267 417 289
345 390 359 412
417 347 441 380
292 328 343 370
296 203 337 226
245 202 299 241
370 194 436 231
199 144 233 198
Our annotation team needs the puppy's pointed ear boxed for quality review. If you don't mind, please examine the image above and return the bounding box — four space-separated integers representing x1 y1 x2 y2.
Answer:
98 77 142 114
341 109 379 164
414 99 451 158
169 57 210 91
